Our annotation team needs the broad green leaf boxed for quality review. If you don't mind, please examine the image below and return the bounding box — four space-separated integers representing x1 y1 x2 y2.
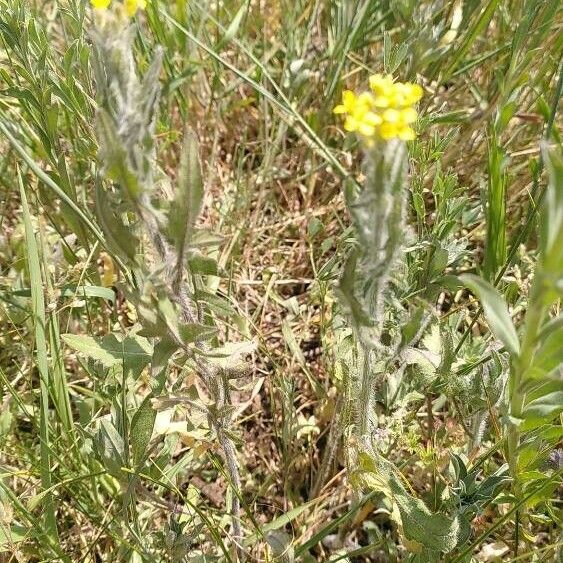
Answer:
179 323 218 344
169 128 204 257
95 419 125 478
525 326 563 379
0 523 34 547
522 476 559 509
410 551 441 563
61 284 116 303
394 490 460 553
483 126 507 281
260 502 313 535
19 173 57 537
537 314 563 343
138 47 163 131
459 274 520 357
522 390 563 420
6 284 116 304
470 465 510 502
245 500 314 546
187 253 224 277
401 347 439 383
204 340 256 362
353 451 460 554
131 396 156 467
62 333 152 376
203 340 256 376
194 289 236 317
521 414 563 453
190 229 224 248
336 250 374 332
401 306 426 346
519 415 551 432
152 338 179 394
525 379 563 403
281 319 307 367
135 288 181 339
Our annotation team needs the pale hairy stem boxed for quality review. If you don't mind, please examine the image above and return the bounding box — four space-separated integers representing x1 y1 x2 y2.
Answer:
95 24 245 559
357 346 374 440
140 204 245 559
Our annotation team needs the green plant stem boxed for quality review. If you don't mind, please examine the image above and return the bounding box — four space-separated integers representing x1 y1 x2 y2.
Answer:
506 275 547 549
18 173 59 542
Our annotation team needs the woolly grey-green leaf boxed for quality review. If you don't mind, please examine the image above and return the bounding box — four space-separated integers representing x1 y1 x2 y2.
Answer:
169 128 204 260
459 273 520 357
62 333 152 376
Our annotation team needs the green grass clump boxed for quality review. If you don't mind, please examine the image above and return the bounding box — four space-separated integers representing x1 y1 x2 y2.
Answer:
0 1 561 561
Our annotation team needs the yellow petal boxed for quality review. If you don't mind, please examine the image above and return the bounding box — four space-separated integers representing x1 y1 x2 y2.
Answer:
380 122 398 140
405 83 423 104
91 0 110 8
382 109 400 123
400 107 418 124
369 73 395 95
357 92 375 106
342 90 356 111
398 126 416 141
333 104 347 115
373 95 390 108
358 122 376 137
124 0 146 16
364 111 383 126
344 116 358 132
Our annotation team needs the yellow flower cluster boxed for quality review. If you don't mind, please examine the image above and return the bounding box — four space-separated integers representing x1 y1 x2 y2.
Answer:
91 0 147 16
334 74 423 141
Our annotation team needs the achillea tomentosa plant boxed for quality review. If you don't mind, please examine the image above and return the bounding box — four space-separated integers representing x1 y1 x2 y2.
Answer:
62 2 249 559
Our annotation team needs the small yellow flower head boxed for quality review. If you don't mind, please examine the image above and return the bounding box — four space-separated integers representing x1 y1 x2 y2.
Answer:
90 0 146 16
334 91 382 138
124 0 146 16
91 0 111 9
334 74 423 142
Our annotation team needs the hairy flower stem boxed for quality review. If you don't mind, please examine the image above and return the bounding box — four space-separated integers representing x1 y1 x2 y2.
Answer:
92 18 245 550
357 346 374 439
146 219 245 556
217 425 244 557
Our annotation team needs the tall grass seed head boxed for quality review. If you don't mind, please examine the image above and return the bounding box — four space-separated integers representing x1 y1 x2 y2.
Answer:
334 74 423 142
